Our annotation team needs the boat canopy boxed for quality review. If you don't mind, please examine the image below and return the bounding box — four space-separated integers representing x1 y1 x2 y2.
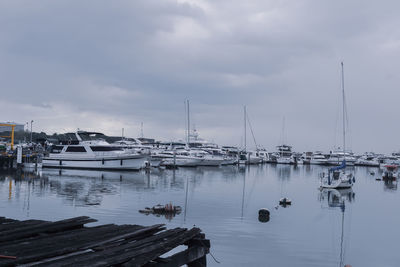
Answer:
329 160 346 172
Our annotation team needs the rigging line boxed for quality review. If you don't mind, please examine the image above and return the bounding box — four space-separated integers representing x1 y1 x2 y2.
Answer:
246 112 258 149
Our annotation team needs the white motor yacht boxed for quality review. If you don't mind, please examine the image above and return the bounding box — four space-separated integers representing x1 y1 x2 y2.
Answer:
43 131 147 170
310 151 328 165
326 150 356 166
189 149 225 166
159 149 203 167
355 153 379 167
275 145 295 164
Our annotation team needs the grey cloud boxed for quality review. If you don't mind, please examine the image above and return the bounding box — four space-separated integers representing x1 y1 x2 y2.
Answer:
1 0 400 153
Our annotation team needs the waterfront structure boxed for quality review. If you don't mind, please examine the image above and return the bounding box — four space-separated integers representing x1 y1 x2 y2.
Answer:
0 122 24 132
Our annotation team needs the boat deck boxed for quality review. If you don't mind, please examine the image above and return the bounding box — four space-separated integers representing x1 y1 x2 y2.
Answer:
0 216 210 266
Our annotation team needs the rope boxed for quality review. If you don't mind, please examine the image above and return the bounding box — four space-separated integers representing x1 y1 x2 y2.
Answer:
199 239 221 264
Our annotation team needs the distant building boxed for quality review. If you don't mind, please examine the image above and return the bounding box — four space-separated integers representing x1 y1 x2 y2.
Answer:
0 122 25 132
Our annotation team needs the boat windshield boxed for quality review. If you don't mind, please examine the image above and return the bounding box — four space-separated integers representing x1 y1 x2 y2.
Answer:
79 132 107 141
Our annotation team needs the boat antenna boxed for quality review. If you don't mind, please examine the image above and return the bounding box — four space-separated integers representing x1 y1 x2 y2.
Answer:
122 128 124 140
341 62 346 158
140 123 143 138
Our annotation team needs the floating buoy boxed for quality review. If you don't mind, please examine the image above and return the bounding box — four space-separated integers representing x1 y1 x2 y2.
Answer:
258 208 270 217
258 208 270 223
279 198 292 206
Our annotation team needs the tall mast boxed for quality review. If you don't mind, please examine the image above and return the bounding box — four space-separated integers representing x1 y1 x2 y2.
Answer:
187 100 190 145
244 105 247 152
341 62 346 157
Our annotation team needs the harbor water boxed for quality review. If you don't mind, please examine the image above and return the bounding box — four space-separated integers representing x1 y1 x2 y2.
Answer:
0 165 398 267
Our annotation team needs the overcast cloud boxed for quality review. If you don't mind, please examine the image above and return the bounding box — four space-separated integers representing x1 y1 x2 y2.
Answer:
1 0 399 153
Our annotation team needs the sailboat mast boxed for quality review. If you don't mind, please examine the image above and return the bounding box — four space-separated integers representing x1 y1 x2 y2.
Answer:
244 105 247 152
187 100 190 145
341 62 346 157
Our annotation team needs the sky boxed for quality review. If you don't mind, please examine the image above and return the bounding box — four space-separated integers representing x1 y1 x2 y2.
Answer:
1 0 400 154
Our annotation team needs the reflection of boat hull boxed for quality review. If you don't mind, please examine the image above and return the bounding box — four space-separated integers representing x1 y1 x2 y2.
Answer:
161 157 202 167
42 155 147 171
197 157 225 166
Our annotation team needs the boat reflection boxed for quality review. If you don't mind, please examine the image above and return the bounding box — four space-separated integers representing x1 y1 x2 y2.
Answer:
383 179 397 191
319 188 355 209
319 188 354 267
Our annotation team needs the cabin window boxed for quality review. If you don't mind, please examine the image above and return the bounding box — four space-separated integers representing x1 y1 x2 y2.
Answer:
51 145 64 154
91 146 123 152
66 146 87 152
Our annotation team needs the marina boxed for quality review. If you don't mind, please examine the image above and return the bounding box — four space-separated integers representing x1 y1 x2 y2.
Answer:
2 1 400 265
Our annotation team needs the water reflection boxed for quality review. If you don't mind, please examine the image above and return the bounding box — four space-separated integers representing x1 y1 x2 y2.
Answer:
1 166 400 267
383 179 397 191
319 188 355 267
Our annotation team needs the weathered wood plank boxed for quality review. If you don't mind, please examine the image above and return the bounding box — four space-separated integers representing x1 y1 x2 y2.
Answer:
0 220 46 233
0 217 209 267
0 216 96 243
33 228 185 267
0 225 147 266
123 228 202 267
145 246 209 267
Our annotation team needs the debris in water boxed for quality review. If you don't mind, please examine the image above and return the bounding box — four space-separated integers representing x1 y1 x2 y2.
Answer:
139 203 182 220
279 197 292 207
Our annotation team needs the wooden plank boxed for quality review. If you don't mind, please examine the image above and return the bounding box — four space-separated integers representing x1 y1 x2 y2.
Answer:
145 246 209 267
0 225 146 266
122 228 202 267
0 216 96 243
0 218 17 224
33 228 185 267
0 220 46 232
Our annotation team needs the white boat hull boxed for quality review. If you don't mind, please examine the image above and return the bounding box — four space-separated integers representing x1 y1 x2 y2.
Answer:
320 173 354 189
43 155 147 171
277 157 295 164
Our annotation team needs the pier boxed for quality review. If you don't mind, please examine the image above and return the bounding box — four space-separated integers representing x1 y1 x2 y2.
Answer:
0 216 210 266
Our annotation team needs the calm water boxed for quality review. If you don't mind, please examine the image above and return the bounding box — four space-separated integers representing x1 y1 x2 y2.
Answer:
1 165 399 267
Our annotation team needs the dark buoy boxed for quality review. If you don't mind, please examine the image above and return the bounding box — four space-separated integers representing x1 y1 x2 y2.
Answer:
258 208 270 223
259 208 270 217
279 197 292 207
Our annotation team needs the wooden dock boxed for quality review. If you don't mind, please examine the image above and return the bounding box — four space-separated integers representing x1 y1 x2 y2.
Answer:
0 216 210 266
